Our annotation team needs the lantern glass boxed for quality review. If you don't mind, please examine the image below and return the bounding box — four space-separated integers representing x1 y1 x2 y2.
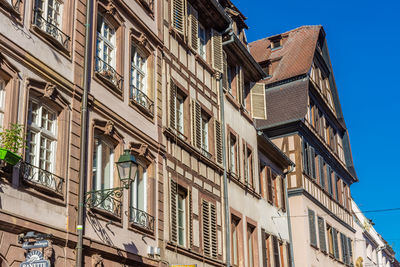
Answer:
116 150 138 183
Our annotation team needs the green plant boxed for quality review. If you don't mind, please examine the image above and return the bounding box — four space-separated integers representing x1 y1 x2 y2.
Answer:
0 123 26 156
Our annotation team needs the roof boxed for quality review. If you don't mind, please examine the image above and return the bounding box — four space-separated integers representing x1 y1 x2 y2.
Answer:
249 25 321 85
255 78 309 129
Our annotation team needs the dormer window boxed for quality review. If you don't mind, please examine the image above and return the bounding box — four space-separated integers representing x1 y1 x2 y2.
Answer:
271 38 282 50
261 62 271 78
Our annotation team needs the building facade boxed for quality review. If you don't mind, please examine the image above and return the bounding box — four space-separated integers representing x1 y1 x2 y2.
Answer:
250 25 359 267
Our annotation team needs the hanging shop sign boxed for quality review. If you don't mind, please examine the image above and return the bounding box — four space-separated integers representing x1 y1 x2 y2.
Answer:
22 240 49 250
20 250 50 267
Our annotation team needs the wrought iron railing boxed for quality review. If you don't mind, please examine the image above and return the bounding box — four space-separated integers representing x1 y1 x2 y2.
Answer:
85 187 123 217
130 86 154 115
95 57 123 91
33 9 70 50
19 161 64 195
201 147 212 159
129 207 154 231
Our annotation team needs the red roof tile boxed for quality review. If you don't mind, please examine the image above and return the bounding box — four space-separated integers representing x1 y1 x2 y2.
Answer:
249 25 321 85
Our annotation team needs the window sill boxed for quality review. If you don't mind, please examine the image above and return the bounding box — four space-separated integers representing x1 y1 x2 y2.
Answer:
94 72 124 100
224 91 240 110
32 24 71 59
166 242 224 267
240 105 253 124
228 171 261 199
88 206 123 225
128 99 155 122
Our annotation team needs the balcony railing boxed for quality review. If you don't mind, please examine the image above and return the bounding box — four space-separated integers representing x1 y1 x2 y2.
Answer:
95 57 123 91
19 161 64 195
86 188 122 217
201 147 212 159
129 207 155 231
130 86 154 115
33 9 71 50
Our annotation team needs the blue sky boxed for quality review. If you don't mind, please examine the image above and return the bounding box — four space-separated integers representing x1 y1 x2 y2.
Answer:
234 0 400 256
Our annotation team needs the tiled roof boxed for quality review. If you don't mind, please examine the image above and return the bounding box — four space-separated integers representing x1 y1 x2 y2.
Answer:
249 25 321 85
255 78 309 129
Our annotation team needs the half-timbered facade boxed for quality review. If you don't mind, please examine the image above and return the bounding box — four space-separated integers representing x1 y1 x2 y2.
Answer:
250 25 358 267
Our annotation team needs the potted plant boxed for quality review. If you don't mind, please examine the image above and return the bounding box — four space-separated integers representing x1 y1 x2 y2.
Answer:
0 123 25 166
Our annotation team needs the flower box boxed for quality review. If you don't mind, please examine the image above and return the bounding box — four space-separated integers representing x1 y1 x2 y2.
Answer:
0 148 22 166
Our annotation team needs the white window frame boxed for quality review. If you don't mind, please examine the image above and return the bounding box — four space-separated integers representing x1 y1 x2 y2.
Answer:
130 44 147 96
176 94 184 135
131 165 147 212
201 114 209 152
229 135 236 173
198 23 206 60
35 0 63 29
177 189 186 246
0 79 5 128
92 136 114 191
27 99 57 172
96 13 116 69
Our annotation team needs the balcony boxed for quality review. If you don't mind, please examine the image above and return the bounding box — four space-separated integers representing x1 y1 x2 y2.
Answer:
19 161 64 196
86 188 122 217
129 207 155 232
130 86 154 116
95 57 123 91
33 9 71 50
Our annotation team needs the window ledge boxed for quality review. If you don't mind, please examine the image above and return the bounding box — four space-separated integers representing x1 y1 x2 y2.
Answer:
224 91 240 110
94 72 124 99
129 99 155 121
166 242 224 267
240 106 253 124
32 24 71 57
228 172 261 199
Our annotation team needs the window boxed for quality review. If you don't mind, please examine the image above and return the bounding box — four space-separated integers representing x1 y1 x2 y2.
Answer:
262 232 271 267
130 44 153 114
95 13 122 90
327 224 334 256
247 225 255 267
198 23 207 60
308 209 317 247
176 93 184 135
92 136 118 214
200 114 209 153
0 79 5 128
231 216 240 266
229 134 238 174
318 156 326 189
318 216 326 252
177 188 186 246
130 164 147 220
26 99 57 176
33 0 70 49
203 200 217 258
245 146 253 187
272 235 280 267
302 139 316 179
271 38 281 50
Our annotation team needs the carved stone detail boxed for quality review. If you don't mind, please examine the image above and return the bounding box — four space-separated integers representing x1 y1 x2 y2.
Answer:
104 120 115 135
44 83 57 98
92 254 104 267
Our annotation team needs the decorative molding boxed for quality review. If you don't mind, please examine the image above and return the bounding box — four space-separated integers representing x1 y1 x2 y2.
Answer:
130 141 155 165
130 28 155 55
93 119 124 144
91 254 104 267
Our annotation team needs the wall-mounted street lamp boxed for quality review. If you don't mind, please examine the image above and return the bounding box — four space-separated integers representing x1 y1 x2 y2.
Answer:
84 149 138 209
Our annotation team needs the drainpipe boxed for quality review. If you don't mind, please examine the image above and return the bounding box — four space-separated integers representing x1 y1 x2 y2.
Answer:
76 0 93 264
220 19 232 267
218 74 230 267
283 164 295 267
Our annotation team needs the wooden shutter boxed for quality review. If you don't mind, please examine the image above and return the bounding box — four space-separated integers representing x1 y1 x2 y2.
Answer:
281 176 286 211
211 29 223 72
202 200 211 256
195 101 201 148
308 209 317 246
340 233 346 263
251 83 266 119
261 229 267 267
210 203 217 258
169 81 176 130
172 0 185 34
332 228 339 259
238 66 244 105
189 189 193 247
302 138 309 175
286 243 292 267
319 156 325 189
309 146 316 178
327 165 333 195
222 52 228 90
347 237 353 265
267 167 273 203
191 99 196 146
272 236 280 267
170 179 177 242
318 216 327 252
187 3 198 51
215 120 222 164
